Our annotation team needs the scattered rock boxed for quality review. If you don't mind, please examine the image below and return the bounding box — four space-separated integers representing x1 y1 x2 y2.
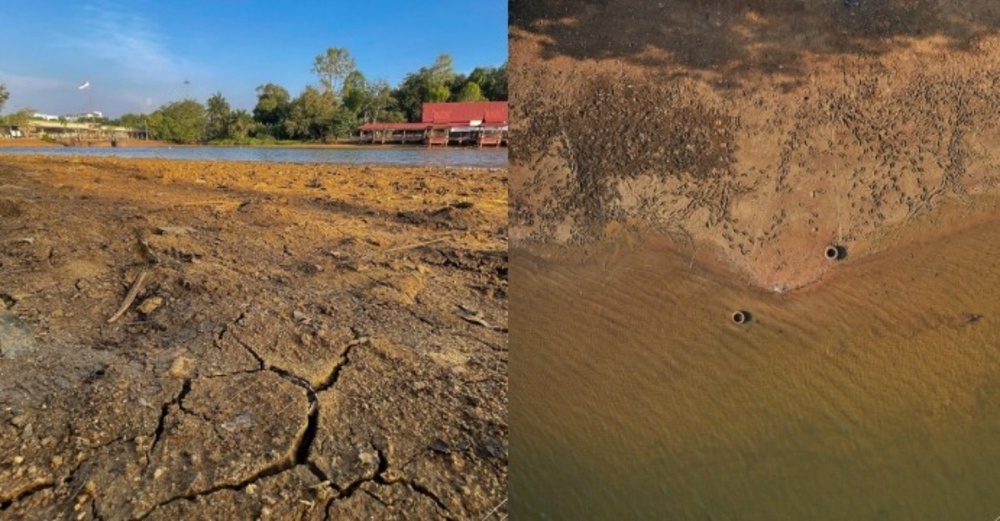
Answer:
0 309 36 357
156 226 195 236
481 438 504 459
168 356 196 378
429 439 451 454
138 296 164 315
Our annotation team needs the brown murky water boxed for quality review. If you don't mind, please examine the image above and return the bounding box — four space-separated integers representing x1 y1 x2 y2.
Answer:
512 198 1000 520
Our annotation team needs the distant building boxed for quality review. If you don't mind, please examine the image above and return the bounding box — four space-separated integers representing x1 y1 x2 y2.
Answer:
358 101 508 147
26 111 104 123
66 111 104 122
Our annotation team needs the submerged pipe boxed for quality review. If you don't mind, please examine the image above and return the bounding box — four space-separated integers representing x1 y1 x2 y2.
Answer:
732 311 751 324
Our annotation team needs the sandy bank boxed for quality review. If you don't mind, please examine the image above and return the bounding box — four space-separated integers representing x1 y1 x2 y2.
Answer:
510 1 1000 292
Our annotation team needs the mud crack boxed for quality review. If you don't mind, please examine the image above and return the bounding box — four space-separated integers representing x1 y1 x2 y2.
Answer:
325 440 454 520
315 336 369 392
406 481 451 517
137 462 301 520
229 333 265 370
148 379 191 461
263 366 330 489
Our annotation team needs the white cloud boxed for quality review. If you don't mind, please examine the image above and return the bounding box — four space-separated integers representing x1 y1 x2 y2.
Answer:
64 2 195 83
20 1 214 115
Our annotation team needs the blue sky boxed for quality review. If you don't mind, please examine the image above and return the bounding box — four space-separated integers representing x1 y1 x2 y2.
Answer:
0 1 507 118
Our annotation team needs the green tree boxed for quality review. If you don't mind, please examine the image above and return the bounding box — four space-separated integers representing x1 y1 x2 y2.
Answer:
428 54 455 86
394 74 424 122
117 113 149 129
455 82 486 102
228 109 256 140
0 83 8 114
4 108 34 126
205 92 231 141
479 63 507 100
329 106 359 139
284 86 337 140
394 54 458 121
312 47 356 97
147 100 206 143
461 64 507 101
366 79 395 124
341 70 369 116
428 84 450 102
342 73 396 124
253 83 291 138
427 54 455 102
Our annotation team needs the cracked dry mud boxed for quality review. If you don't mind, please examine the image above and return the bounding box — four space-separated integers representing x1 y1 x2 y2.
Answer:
0 155 508 520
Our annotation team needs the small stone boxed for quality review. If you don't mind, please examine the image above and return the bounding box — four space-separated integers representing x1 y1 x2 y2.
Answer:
12 455 24 465
358 451 378 467
168 356 195 378
51 455 63 469
154 467 165 479
429 439 451 454
10 415 28 428
481 438 504 459
156 226 195 236
137 296 164 315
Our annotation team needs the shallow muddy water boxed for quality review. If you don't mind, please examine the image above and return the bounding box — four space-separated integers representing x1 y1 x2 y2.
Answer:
512 200 1000 520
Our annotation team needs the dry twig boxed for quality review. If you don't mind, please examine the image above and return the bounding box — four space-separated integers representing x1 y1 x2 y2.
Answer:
107 270 148 324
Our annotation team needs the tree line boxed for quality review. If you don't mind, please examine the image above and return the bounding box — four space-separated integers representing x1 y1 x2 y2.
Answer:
120 50 506 144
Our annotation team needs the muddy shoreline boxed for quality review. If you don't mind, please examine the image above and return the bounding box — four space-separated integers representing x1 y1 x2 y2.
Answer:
0 155 508 519
510 1 1000 292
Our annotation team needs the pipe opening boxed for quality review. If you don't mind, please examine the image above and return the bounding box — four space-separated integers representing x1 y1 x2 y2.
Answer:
732 311 750 324
825 245 846 261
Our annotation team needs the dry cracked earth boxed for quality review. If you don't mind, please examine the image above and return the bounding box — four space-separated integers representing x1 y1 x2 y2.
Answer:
0 156 508 520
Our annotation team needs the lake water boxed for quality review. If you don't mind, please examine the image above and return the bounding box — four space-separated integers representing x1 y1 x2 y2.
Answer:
0 146 507 168
512 198 1000 520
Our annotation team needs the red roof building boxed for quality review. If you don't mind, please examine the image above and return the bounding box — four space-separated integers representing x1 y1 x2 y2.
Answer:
358 101 508 147
420 101 508 126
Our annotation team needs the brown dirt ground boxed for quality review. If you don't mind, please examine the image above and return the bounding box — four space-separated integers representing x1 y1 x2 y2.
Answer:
510 0 1000 291
0 155 507 520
